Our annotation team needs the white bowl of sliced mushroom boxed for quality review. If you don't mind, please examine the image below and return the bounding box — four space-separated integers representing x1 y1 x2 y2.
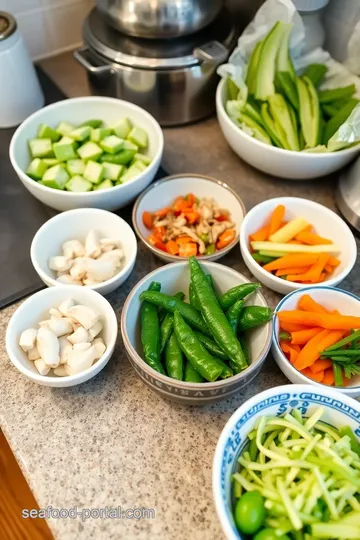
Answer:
5 286 118 387
31 208 137 295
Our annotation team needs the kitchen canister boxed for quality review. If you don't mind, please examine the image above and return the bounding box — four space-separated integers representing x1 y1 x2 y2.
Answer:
292 0 329 53
0 12 44 128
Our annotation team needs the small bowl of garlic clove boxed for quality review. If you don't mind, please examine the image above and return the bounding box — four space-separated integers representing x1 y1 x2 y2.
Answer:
6 286 118 386
30 208 137 296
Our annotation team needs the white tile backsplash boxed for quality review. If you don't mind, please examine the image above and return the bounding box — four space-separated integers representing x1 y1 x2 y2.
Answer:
0 0 94 60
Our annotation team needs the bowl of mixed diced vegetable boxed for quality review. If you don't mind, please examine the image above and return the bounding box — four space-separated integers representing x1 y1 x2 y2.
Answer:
213 383 360 540
9 97 163 211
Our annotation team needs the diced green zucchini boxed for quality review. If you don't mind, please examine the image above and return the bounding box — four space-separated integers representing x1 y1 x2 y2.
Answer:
83 160 103 184
99 150 136 165
113 118 132 139
131 159 147 172
37 124 61 142
42 158 60 166
53 137 77 161
56 121 75 136
134 153 151 165
65 175 93 192
70 125 91 142
90 128 112 142
123 140 138 151
43 164 69 189
29 138 54 158
119 164 143 183
67 159 85 176
94 179 113 191
80 119 103 128
100 135 124 154
128 126 148 148
77 141 103 161
26 158 48 180
101 161 123 180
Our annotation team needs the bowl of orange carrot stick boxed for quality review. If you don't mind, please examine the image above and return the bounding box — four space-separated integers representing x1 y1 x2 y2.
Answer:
272 286 360 397
240 197 357 295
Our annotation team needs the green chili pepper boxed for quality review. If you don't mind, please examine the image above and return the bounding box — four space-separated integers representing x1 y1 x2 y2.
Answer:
239 336 251 365
279 331 292 341
333 362 343 387
140 291 209 335
226 299 244 334
189 257 247 372
184 361 204 383
165 332 183 381
324 329 360 352
215 358 233 379
238 306 273 331
219 283 260 311
205 244 216 255
252 253 276 264
140 282 164 374
160 292 185 354
194 331 229 361
174 311 223 382
339 426 360 457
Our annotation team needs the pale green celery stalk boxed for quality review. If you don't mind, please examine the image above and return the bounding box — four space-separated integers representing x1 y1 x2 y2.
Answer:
276 477 303 530
314 422 341 441
246 469 264 486
304 407 324 430
313 467 338 519
303 479 322 515
311 523 360 539
307 456 360 486
256 417 289 461
292 409 304 425
246 40 263 95
282 439 307 448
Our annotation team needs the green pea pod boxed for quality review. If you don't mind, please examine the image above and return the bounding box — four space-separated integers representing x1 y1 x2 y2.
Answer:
189 282 201 311
237 306 272 331
140 282 164 374
160 292 185 354
189 257 247 372
184 361 204 383
239 336 251 365
140 291 209 335
219 283 260 311
165 333 183 381
173 311 223 382
226 299 244 334
195 331 229 361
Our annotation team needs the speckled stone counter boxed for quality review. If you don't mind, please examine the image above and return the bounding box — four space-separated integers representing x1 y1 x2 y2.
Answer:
0 53 359 540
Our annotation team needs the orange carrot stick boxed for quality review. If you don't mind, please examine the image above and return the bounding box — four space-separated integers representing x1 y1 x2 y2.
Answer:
328 256 341 267
276 267 311 277
269 205 286 236
298 294 329 314
291 327 322 345
309 359 333 373
263 254 319 272
324 264 333 273
280 342 300 365
250 224 270 242
322 369 335 386
278 311 360 330
294 329 346 370
286 254 329 283
295 231 332 245
302 368 325 382
280 322 309 333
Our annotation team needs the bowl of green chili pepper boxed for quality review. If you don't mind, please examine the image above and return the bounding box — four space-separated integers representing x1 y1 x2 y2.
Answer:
120 257 273 404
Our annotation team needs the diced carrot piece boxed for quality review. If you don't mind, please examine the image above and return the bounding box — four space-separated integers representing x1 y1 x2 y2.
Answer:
153 207 171 218
142 211 153 229
166 240 179 255
322 369 335 386
184 211 200 225
276 266 311 277
269 205 286 236
280 322 308 333
263 254 319 272
280 342 299 365
217 229 236 250
178 242 197 257
148 234 157 246
310 359 333 373
298 294 329 314
216 213 229 222
176 236 194 245
301 368 325 383
328 256 341 267
173 198 188 213
153 226 166 241
250 224 270 242
186 193 196 206
291 327 322 345
295 231 332 245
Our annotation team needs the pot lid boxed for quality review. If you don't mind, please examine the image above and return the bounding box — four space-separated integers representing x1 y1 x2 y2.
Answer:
83 8 237 69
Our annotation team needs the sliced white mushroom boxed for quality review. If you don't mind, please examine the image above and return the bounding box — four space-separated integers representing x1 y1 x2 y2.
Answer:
67 326 92 344
66 346 97 374
58 336 73 365
58 299 75 317
69 257 90 280
86 259 117 282
93 337 106 359
73 342 92 351
100 237 121 252
62 239 85 259
88 320 103 339
49 256 73 273
36 327 60 368
57 275 83 286
49 308 62 318
97 249 124 267
34 358 50 376
19 328 37 352
85 230 101 258
47 318 73 337
28 345 41 361
68 305 100 330
53 365 68 377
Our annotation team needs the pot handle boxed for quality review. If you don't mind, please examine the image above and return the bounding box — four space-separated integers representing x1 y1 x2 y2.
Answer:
193 41 229 66
73 46 111 74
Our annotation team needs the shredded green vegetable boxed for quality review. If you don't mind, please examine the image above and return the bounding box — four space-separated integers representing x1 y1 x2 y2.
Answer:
232 407 360 539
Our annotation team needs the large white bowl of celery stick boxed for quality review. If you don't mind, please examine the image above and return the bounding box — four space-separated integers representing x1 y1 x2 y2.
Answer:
216 21 360 180
9 97 163 211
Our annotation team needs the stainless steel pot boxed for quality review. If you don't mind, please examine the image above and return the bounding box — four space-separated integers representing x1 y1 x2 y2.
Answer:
95 0 223 39
75 9 237 126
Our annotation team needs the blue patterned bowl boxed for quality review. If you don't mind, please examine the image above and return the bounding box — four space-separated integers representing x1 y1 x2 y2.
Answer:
212 384 360 540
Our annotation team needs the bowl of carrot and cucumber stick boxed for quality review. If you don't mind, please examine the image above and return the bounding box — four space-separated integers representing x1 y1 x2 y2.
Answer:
240 197 357 295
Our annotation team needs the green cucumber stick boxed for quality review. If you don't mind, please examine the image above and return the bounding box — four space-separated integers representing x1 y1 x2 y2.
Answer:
275 71 299 110
297 76 320 148
303 63 328 87
227 78 240 100
268 93 300 150
246 40 263 95
261 103 287 148
239 113 272 145
276 23 296 80
318 84 356 104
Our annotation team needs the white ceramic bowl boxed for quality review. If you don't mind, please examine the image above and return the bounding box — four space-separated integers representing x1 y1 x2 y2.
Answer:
121 261 272 404
240 197 357 295
5 285 118 387
213 383 360 540
216 79 360 180
132 174 246 263
272 286 360 397
30 208 137 296
9 96 163 212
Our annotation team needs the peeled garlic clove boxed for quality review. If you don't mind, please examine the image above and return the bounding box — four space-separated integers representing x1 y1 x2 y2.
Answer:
58 336 73 365
58 299 75 316
88 320 103 339
57 275 83 286
36 327 60 368
100 238 121 252
86 259 117 282
93 338 106 360
19 328 37 352
62 239 85 259
34 359 50 376
68 305 100 330
98 249 123 267
39 319 51 328
47 318 73 337
73 342 92 351
53 365 68 377
49 308 62 318
70 257 90 280
67 326 92 344
28 345 41 361
85 230 101 258
49 256 73 272
66 346 97 374
83 277 101 287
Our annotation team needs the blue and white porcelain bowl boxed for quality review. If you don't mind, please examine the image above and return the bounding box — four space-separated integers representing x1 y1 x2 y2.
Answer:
212 384 360 540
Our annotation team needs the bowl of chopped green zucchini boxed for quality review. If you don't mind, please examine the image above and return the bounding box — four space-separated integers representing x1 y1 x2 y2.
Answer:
213 383 360 540
121 257 272 404
9 97 163 211
216 20 360 180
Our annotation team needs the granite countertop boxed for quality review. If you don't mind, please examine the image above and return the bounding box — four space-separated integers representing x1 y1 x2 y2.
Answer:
0 52 359 540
